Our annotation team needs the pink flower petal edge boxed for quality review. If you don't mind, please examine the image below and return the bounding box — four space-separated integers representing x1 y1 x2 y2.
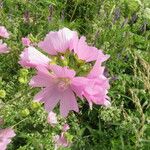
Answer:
74 36 99 62
0 43 9 54
0 128 16 150
19 46 51 68
38 27 78 55
0 26 9 38
83 52 110 108
53 132 69 149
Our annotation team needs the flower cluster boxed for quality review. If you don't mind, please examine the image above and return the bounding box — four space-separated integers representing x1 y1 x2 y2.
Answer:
19 28 110 117
0 26 9 54
53 126 70 149
47 112 71 149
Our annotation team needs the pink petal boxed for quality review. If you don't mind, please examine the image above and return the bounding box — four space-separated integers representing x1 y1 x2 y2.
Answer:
98 50 110 63
62 124 70 132
60 89 79 117
72 77 88 87
104 100 111 107
0 26 9 38
0 128 15 150
74 36 99 62
22 37 31 46
33 85 60 112
29 67 53 87
0 43 9 54
83 79 110 106
19 46 50 68
0 128 15 139
33 88 51 102
44 87 61 112
50 65 75 78
59 133 69 147
38 28 78 55
53 133 69 148
71 77 88 98
0 142 7 150
88 51 110 79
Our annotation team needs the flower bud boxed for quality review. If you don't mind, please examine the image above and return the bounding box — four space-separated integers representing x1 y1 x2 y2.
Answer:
62 124 70 132
21 108 30 117
18 77 28 84
31 101 41 110
22 37 31 47
47 111 58 127
19 69 29 76
0 90 6 98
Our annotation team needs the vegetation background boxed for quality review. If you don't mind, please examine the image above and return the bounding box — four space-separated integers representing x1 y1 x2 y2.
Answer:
0 0 150 149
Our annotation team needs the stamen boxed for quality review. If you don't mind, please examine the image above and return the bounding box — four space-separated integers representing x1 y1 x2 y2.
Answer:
55 78 71 91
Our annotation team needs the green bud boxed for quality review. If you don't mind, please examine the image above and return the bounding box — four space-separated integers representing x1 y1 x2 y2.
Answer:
62 59 68 66
21 108 30 117
19 69 29 76
80 64 90 71
31 102 41 110
0 90 6 98
18 69 29 84
18 77 28 84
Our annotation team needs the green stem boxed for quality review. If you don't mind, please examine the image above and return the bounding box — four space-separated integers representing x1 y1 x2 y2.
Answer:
70 2 78 21
12 117 28 128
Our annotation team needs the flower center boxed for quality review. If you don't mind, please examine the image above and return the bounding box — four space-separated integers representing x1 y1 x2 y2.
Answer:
56 78 71 91
50 51 92 76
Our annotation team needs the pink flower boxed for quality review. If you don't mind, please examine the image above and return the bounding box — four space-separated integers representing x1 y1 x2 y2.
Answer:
0 128 16 150
22 37 31 46
30 65 88 117
62 124 70 132
53 133 69 149
0 43 9 54
47 111 58 127
19 46 51 68
20 27 111 117
83 53 110 108
0 26 9 38
38 27 78 55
